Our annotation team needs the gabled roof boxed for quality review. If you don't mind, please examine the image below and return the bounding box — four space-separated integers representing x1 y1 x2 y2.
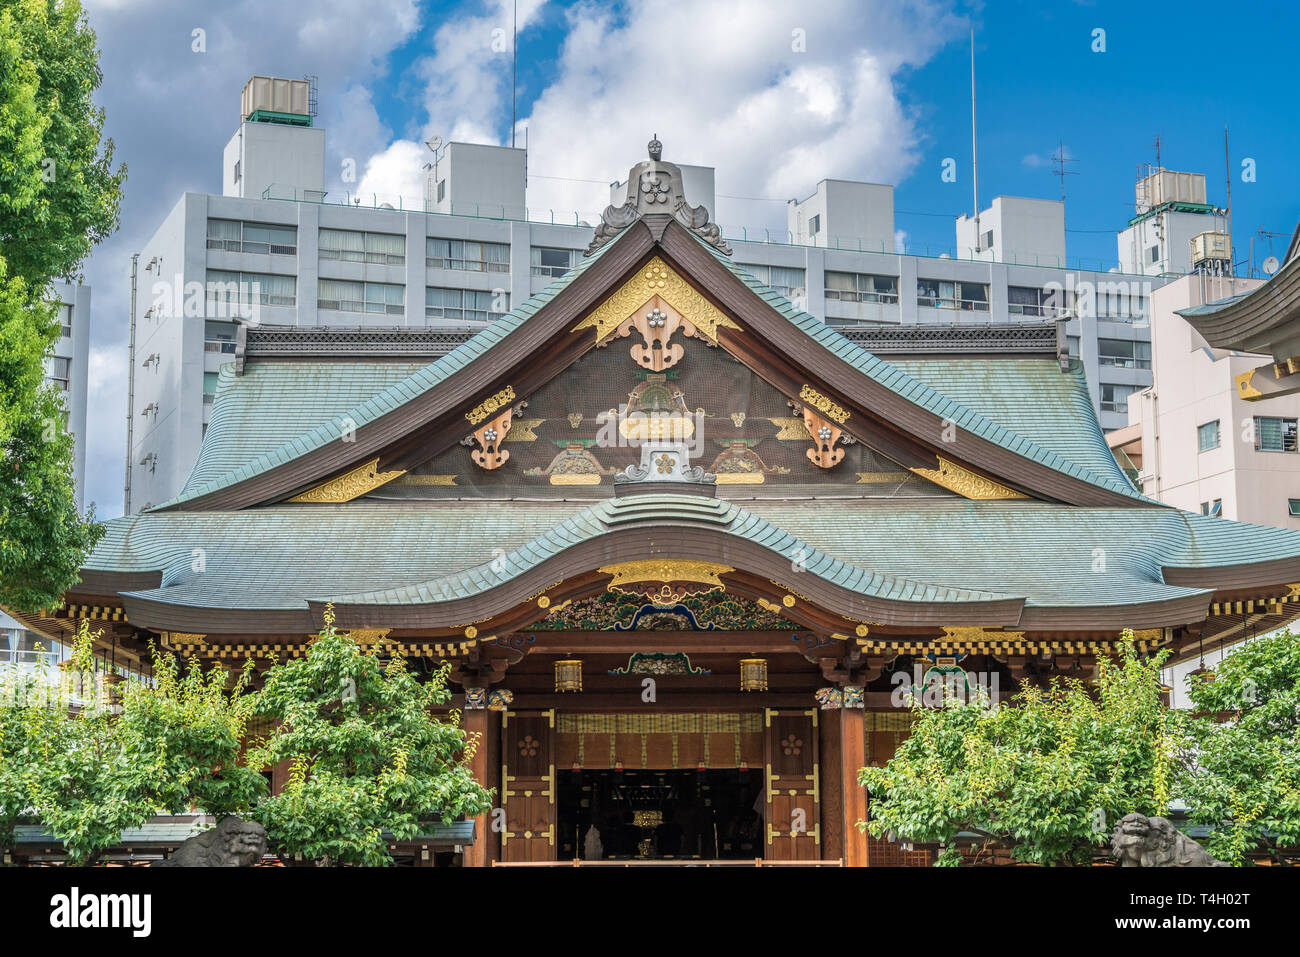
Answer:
155 216 1142 512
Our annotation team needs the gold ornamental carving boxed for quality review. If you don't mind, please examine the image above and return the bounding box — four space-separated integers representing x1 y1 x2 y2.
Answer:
466 386 516 425
941 626 1026 643
571 256 741 346
599 559 734 598
287 457 406 503
798 385 849 424
910 457 1027 501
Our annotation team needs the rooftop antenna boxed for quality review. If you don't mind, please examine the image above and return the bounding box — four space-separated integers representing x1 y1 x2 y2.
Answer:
1224 126 1233 276
970 26 980 251
511 0 518 149
1050 139 1077 204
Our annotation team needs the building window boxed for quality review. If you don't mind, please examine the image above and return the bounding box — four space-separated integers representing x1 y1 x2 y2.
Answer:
203 371 219 404
425 286 508 323
826 271 898 305
1147 244 1160 264
1008 285 1069 318
233 160 240 184
318 279 405 315
46 356 71 391
740 264 806 300
427 238 510 273
1197 420 1220 452
1200 499 1223 517
981 229 993 251
1100 382 1137 413
319 228 406 265
808 214 820 236
1288 499 1300 517
1093 285 1146 321
57 303 73 338
207 219 297 255
1066 335 1080 357
917 279 988 311
437 179 446 203
530 246 579 278
1254 416 1299 453
204 320 238 354
1097 338 1152 369
206 269 296 309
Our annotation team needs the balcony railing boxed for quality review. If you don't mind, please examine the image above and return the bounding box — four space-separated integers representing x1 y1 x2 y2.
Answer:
207 238 297 256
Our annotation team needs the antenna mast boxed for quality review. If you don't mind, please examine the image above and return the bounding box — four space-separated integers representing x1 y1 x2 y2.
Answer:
511 0 518 149
1224 126 1233 276
1051 140 1077 204
970 27 980 251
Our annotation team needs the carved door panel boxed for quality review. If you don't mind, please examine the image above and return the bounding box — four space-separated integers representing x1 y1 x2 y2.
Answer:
765 708 821 861
501 709 556 862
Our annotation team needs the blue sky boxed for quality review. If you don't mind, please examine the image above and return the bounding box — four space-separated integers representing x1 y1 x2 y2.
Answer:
358 0 1300 271
73 0 1300 516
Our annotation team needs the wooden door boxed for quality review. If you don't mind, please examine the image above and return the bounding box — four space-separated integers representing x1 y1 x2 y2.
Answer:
500 709 556 862
765 708 821 861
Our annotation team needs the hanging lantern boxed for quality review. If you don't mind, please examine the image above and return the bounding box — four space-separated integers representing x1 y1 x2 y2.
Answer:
554 657 583 693
739 658 768 692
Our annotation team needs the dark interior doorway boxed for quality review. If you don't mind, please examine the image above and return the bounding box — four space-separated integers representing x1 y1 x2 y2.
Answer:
556 769 765 860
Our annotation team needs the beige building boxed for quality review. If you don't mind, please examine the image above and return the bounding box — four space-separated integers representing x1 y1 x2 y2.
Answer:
1113 273 1300 530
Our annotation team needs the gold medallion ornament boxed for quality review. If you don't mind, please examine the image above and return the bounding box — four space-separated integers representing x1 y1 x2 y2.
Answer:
910 457 1028 501
571 256 742 348
287 457 406 503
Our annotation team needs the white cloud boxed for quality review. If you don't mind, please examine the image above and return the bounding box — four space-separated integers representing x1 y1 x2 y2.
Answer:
359 0 964 227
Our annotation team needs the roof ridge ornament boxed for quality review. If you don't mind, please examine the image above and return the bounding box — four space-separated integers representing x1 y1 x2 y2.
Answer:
585 134 732 257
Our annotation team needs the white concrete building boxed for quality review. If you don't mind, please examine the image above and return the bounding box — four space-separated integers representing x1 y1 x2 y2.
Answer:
1118 273 1300 528
1117 168 1232 277
48 281 90 510
124 77 1176 511
956 196 1066 267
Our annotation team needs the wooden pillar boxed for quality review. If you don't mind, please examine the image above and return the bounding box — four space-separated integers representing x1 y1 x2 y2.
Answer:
463 707 491 868
819 709 843 862
840 707 869 867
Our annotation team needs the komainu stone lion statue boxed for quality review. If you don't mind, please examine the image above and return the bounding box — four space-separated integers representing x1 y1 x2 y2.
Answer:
153 816 268 867
1110 812 1226 867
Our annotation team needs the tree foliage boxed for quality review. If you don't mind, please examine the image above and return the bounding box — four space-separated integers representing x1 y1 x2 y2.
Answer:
245 607 493 865
0 622 263 863
0 0 125 611
1179 630 1300 865
859 637 1184 865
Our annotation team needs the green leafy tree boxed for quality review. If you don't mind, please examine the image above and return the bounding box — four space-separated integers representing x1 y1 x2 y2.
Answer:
15 622 156 864
117 646 268 819
1179 630 1300 865
246 607 493 865
0 0 125 611
1 623 268 862
859 637 1185 865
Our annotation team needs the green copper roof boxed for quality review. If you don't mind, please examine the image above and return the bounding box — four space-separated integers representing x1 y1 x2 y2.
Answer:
157 222 1143 512
888 357 1131 486
92 495 1300 615
183 362 427 494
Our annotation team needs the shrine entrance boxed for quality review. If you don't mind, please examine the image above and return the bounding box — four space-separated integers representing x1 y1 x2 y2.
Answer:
499 709 822 863
557 769 765 860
